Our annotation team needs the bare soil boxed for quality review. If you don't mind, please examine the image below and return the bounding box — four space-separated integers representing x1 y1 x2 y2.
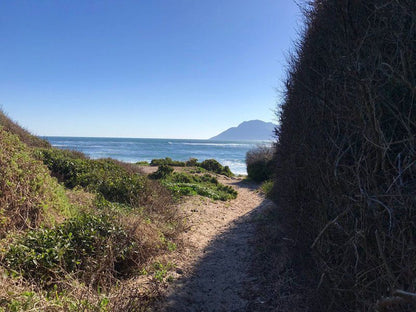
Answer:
155 176 276 312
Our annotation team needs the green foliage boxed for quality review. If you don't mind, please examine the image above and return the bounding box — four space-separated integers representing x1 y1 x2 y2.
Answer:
136 161 149 166
150 157 185 167
149 164 174 180
162 172 237 201
199 159 233 177
0 128 72 235
37 148 151 207
185 158 199 167
3 214 134 285
245 146 274 182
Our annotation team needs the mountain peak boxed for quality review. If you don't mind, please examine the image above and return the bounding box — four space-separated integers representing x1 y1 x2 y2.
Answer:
210 120 275 141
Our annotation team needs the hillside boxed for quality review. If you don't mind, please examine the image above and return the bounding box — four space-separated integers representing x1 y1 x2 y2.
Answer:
210 120 275 141
0 111 261 311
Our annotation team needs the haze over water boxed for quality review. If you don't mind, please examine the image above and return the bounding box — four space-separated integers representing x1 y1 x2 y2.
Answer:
44 137 270 175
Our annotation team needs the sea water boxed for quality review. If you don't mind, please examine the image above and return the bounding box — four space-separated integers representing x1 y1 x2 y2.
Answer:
44 137 272 175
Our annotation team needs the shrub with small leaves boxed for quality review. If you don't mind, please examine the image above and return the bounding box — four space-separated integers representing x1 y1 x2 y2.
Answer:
3 214 135 286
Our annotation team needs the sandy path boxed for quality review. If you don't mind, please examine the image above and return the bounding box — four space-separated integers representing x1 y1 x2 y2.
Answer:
156 177 272 312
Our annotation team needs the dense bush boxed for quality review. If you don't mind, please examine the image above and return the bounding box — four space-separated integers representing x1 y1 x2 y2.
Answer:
199 159 233 177
272 1 416 310
3 214 135 286
0 128 71 235
185 158 199 167
149 164 174 180
245 146 273 182
37 148 151 207
150 157 186 167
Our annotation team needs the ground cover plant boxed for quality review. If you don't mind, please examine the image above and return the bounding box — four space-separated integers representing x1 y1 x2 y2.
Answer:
150 166 237 201
271 1 416 310
150 157 233 177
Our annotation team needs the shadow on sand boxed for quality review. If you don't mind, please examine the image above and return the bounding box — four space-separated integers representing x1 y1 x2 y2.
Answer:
159 183 273 312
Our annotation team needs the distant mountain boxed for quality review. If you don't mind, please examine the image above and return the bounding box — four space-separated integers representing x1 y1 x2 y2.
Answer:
210 120 275 141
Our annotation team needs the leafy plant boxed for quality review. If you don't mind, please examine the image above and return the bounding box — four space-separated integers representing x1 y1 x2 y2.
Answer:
149 164 174 180
0 128 72 235
3 214 135 286
199 159 233 177
161 172 237 201
150 157 185 167
37 148 151 207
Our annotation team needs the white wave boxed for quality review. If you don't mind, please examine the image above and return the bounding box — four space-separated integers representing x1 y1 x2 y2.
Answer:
169 142 251 147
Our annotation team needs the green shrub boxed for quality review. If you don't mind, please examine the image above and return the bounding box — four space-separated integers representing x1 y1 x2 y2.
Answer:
149 164 174 180
185 158 199 167
150 157 185 167
37 148 151 207
136 161 149 166
199 159 233 177
3 214 134 286
245 146 273 182
0 128 72 235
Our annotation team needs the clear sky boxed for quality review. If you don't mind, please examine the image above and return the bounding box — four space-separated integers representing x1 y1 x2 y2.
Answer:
0 1 302 139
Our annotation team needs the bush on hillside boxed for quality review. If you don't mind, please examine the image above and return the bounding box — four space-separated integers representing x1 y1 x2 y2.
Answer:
272 1 416 310
185 158 199 167
37 148 151 207
3 214 136 286
245 146 273 182
0 128 71 235
149 164 174 179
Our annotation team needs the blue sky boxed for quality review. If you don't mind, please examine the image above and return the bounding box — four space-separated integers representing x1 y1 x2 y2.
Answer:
0 1 302 139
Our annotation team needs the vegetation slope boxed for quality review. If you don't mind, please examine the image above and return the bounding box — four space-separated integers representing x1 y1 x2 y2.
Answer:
0 112 237 311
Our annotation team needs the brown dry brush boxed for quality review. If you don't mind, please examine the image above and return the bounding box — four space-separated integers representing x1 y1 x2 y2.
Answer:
272 0 416 311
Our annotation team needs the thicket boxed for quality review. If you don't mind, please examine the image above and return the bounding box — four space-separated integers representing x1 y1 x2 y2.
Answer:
245 145 274 182
272 1 416 311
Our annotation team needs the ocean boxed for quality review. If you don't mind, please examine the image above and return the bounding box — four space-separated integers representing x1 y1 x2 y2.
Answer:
43 137 272 175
